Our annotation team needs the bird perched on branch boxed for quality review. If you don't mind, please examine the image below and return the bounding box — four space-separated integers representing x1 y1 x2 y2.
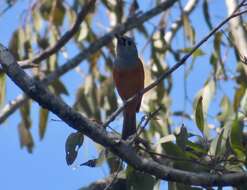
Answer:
113 34 145 140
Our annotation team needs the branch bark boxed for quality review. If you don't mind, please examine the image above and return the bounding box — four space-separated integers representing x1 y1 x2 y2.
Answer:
1 43 247 187
0 0 178 124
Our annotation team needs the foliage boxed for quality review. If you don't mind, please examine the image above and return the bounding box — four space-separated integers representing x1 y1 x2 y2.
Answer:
1 0 247 189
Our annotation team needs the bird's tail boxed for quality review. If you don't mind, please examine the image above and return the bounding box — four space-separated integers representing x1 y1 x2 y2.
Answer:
122 111 136 140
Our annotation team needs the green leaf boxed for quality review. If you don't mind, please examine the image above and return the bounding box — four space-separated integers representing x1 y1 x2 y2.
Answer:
182 13 195 44
208 128 224 157
154 134 176 147
202 0 213 30
65 132 84 165
186 141 207 155
74 86 93 116
233 85 246 112
195 96 204 134
230 117 245 161
180 48 205 58
126 166 156 190
175 125 188 151
214 32 222 52
18 122 34 153
51 1 65 26
193 79 215 138
32 10 42 31
217 95 232 122
39 108 49 140
51 79 69 96
0 73 6 106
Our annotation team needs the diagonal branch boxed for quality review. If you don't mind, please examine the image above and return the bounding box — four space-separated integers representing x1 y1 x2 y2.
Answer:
0 0 178 124
1 43 247 187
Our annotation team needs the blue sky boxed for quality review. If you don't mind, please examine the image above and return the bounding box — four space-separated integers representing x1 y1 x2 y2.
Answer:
0 0 235 189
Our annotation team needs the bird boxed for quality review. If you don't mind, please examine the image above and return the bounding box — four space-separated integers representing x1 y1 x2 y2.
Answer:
113 34 145 140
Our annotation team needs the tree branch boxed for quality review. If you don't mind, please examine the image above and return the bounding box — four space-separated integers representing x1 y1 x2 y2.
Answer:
0 0 178 124
1 43 247 187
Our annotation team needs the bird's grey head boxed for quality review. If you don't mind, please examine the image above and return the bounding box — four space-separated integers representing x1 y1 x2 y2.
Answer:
115 34 138 59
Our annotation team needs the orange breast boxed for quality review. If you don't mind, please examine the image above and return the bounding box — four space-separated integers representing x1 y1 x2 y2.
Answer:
113 58 144 114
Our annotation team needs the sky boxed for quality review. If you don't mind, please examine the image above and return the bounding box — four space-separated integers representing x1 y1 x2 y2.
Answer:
0 0 236 189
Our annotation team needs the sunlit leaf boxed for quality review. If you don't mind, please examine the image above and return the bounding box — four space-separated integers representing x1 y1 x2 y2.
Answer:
182 13 195 44
51 1 65 26
195 96 204 134
18 122 34 153
233 85 246 112
0 73 6 106
39 108 49 140
193 79 215 137
76 22 88 42
65 132 84 165
217 96 232 122
32 10 42 32
240 88 247 114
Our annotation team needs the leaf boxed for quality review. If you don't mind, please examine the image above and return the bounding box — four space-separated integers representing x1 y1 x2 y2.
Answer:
32 10 42 31
214 32 222 52
39 108 49 140
233 85 246 112
240 88 247 114
217 95 232 122
51 79 69 96
154 134 176 147
193 79 215 138
175 125 188 151
18 122 34 153
18 101 33 152
76 22 88 42
126 166 156 190
74 86 93 116
51 1 65 26
230 117 245 161
0 73 6 106
65 132 84 165
195 96 204 134
186 141 207 155
202 0 213 30
162 142 194 170
180 48 205 58
20 100 31 129
182 13 195 44
208 128 224 157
